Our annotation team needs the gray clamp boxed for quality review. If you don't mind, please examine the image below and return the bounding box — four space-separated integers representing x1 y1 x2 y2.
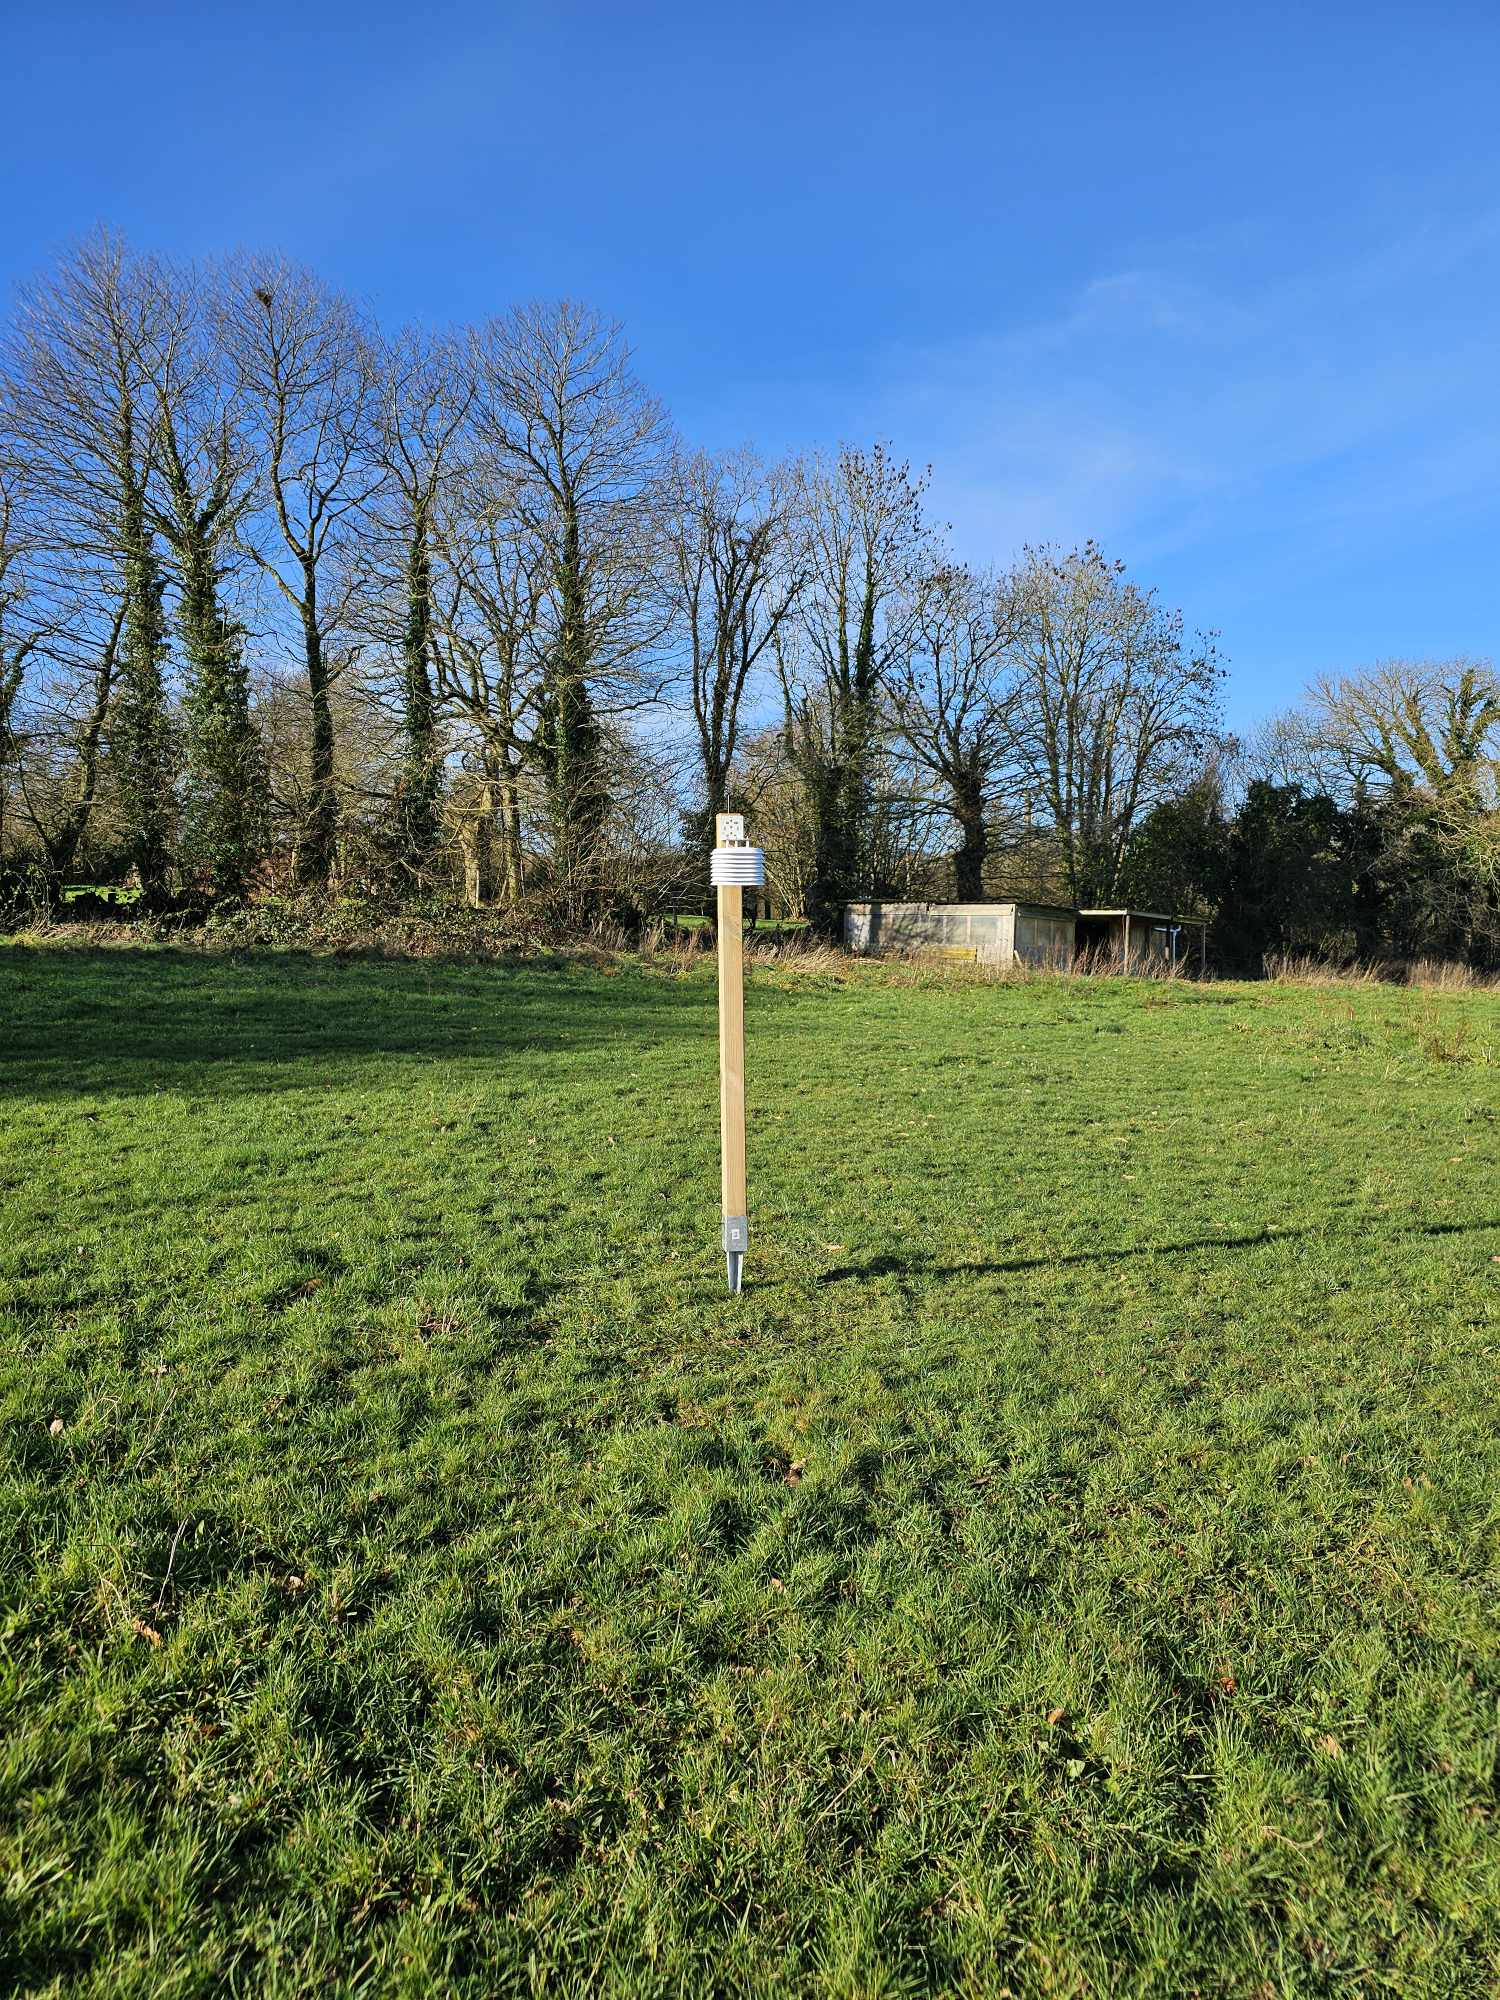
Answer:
722 1213 749 1294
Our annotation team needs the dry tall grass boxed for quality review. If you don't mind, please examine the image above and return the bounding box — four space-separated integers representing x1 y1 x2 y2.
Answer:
1262 951 1498 991
747 939 1197 988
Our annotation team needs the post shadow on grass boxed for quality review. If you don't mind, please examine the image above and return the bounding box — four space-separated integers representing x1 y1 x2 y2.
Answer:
814 1230 1303 1284
814 1215 1500 1285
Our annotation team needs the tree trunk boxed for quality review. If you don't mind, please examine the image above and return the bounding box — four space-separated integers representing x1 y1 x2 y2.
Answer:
461 769 497 908
399 514 441 878
297 565 338 890
44 616 120 887
498 755 524 903
952 773 988 901
116 483 173 906
804 694 871 938
0 667 22 868
177 520 265 901
692 760 730 919
544 490 604 905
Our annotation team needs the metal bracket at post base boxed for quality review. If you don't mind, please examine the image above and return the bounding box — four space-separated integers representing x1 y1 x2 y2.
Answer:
722 1214 748 1294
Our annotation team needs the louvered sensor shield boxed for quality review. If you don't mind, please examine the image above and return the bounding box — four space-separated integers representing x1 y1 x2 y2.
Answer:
710 844 766 887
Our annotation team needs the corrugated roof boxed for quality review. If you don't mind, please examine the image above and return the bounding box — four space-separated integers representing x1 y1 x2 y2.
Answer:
1077 909 1207 924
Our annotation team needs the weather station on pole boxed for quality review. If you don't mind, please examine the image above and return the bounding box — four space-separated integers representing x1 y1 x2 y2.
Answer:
711 812 764 1293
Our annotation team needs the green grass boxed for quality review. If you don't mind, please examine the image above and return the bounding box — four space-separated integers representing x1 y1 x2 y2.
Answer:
2 942 1499 1997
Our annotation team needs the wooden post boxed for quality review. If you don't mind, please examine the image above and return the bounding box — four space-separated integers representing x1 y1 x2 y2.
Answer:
717 876 746 1229
711 812 762 1292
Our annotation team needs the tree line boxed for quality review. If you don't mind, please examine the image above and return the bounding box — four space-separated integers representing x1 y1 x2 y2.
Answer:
1125 661 1500 968
2 233 1495 967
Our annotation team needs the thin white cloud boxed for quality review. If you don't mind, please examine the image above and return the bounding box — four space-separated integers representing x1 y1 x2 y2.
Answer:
867 204 1500 585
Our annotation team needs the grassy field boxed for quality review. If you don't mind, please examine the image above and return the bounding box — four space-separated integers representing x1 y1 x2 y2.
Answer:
2 940 1498 1998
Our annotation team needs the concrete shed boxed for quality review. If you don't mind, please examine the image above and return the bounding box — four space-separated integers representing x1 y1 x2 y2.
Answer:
1076 908 1207 972
847 899 1210 972
845 901 1079 967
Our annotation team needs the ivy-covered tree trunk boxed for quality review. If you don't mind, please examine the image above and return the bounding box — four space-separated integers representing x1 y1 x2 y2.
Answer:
156 423 266 902
115 483 174 905
951 768 988 900
176 525 265 902
544 670 603 882
297 565 338 891
542 494 605 904
803 686 876 937
793 449 930 942
398 511 442 881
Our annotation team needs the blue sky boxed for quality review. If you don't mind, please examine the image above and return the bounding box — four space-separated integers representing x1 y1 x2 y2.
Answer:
7 0 1498 729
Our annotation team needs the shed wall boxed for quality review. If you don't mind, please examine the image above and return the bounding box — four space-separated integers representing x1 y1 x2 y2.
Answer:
1013 907 1076 966
845 902 1071 966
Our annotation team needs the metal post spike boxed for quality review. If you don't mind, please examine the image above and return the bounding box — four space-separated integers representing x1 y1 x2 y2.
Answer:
722 1215 748 1296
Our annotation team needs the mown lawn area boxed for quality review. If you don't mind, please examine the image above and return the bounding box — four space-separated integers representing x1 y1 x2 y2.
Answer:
2 941 1498 1997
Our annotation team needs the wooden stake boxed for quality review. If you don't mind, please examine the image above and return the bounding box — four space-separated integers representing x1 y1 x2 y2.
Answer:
712 812 758 1292
718 880 746 1225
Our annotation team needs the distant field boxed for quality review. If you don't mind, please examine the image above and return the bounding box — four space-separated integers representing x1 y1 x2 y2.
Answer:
664 910 809 935
2 941 1498 1996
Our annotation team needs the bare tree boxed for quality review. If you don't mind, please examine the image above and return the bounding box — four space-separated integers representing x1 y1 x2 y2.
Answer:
1307 658 1500 806
780 444 933 933
888 562 1015 899
370 327 474 882
1005 542 1224 906
143 259 267 897
0 444 53 866
225 258 382 888
427 447 550 905
466 302 671 907
593 722 683 921
2 233 178 897
668 446 804 876
1231 705 1350 801
735 721 816 918
0 399 123 889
